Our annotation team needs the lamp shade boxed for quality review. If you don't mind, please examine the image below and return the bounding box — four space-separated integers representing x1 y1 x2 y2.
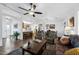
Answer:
65 26 71 31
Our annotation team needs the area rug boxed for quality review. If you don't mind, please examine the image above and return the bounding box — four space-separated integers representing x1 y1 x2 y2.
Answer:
8 48 31 55
8 48 23 55
8 44 56 55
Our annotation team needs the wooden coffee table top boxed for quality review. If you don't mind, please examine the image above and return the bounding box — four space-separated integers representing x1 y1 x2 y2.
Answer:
22 39 47 54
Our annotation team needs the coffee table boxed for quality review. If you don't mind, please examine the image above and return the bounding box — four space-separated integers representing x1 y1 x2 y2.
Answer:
21 39 47 55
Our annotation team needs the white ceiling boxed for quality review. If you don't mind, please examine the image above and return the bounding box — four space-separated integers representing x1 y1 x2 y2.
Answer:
1 3 79 21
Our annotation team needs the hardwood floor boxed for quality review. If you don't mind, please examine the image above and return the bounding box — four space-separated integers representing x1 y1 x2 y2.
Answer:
0 38 56 55
0 38 28 55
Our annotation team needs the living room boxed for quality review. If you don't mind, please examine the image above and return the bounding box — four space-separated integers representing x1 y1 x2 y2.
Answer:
0 3 79 55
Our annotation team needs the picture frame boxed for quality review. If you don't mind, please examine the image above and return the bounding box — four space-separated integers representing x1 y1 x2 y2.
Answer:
50 24 55 29
68 17 74 27
14 24 18 28
46 24 49 29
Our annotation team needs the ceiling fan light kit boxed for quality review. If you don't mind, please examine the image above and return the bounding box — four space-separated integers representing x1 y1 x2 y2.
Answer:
29 12 34 15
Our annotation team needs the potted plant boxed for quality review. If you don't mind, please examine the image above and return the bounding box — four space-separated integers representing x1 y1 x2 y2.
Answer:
13 31 20 40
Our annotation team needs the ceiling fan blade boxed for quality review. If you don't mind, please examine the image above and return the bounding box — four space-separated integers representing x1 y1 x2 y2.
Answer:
19 7 28 11
33 14 35 17
24 13 29 15
34 12 43 14
29 3 34 11
33 5 36 10
29 3 36 10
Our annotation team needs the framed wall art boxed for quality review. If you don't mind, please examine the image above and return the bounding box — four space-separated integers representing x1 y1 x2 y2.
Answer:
68 17 74 27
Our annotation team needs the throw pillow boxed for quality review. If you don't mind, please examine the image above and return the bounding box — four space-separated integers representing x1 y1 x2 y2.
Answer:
60 36 70 45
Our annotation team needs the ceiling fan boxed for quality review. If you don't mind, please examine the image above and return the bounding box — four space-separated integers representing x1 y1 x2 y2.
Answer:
18 3 43 17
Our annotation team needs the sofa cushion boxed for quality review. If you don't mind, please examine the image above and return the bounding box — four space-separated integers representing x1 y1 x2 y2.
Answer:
70 35 79 47
60 36 70 45
74 42 79 47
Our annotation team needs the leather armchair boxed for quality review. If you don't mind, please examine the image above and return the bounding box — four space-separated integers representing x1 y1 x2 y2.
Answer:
45 30 57 44
35 30 44 40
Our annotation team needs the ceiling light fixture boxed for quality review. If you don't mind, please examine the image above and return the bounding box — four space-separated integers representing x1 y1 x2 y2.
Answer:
29 11 34 15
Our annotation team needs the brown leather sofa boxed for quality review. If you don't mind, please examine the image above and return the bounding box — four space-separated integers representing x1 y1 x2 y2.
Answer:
55 37 70 55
